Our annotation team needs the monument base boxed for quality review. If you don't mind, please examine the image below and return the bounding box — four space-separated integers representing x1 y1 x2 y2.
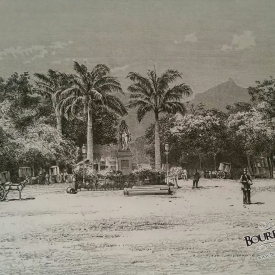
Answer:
117 149 134 174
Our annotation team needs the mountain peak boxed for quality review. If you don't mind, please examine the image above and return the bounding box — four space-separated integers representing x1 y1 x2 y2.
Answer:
191 78 250 111
227 77 236 84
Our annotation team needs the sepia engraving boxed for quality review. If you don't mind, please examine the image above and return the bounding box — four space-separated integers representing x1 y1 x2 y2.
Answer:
0 1 275 274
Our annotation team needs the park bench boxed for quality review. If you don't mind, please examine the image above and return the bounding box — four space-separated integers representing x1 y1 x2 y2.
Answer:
123 185 172 196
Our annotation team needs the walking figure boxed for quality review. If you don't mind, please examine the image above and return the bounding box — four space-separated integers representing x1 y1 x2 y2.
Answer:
240 168 253 205
192 170 200 188
182 168 188 181
45 173 50 185
169 168 180 188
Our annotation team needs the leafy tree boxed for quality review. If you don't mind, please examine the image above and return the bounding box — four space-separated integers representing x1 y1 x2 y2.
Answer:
248 77 275 118
60 62 127 166
226 102 252 114
2 72 40 131
62 107 119 146
127 68 192 169
12 121 77 170
34 69 70 134
0 77 5 101
227 108 275 177
186 102 206 115
0 127 22 180
172 111 228 170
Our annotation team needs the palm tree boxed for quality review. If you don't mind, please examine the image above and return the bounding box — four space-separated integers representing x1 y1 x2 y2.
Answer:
34 70 69 134
127 68 192 170
60 62 127 165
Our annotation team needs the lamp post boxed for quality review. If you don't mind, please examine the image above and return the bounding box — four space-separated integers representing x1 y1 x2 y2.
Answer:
165 143 169 187
82 144 87 184
76 146 80 162
82 144 87 160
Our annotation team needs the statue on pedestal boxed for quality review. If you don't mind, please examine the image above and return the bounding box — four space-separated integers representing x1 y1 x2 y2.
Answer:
119 120 131 151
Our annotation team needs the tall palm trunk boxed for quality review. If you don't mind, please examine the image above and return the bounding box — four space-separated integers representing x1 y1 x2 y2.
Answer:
267 154 273 179
55 108 62 135
87 102 93 167
53 98 62 135
54 105 62 167
154 113 161 170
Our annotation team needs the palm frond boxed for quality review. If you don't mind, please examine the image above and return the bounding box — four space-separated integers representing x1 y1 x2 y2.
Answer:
101 94 127 116
157 69 182 90
64 105 77 120
60 87 79 98
72 78 87 94
163 84 193 102
137 105 154 122
34 73 52 85
91 64 110 82
94 76 123 94
73 62 88 79
47 70 60 85
129 93 152 103
94 76 118 86
71 97 84 116
147 70 158 92
128 99 152 109
97 83 123 96
59 95 76 113
90 89 102 101
159 101 186 115
127 83 152 98
58 72 73 87
34 82 55 95
127 72 154 94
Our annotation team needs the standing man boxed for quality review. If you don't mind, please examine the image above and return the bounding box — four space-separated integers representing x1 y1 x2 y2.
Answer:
45 173 49 185
182 168 188 181
240 168 253 204
193 169 200 188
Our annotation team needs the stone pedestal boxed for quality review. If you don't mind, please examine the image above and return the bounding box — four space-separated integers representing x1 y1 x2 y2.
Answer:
117 149 134 174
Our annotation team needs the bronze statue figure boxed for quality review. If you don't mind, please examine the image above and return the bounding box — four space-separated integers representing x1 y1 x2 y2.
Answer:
119 120 131 150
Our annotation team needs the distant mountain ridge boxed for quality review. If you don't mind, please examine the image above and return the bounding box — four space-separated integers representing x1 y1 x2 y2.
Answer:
190 77 251 111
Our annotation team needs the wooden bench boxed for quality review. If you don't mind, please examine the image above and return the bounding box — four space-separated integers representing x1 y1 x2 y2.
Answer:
123 185 172 196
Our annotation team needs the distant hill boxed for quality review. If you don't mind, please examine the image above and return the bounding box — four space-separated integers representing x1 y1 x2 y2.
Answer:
190 77 251 111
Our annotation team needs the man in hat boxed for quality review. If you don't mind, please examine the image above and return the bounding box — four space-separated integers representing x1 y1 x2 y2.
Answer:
240 168 253 204
192 169 200 188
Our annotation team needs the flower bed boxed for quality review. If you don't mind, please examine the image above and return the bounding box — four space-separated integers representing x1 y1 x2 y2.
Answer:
72 167 166 191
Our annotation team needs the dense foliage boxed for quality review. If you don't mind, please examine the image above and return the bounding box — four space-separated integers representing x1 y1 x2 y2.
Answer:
0 64 125 180
0 65 274 180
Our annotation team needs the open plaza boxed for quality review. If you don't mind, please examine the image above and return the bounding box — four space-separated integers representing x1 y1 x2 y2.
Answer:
0 178 275 275
1 1 275 274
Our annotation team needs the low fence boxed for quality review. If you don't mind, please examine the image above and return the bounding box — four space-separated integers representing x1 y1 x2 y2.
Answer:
75 172 167 191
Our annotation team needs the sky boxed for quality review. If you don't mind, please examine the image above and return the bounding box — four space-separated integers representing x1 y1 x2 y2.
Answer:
0 0 275 138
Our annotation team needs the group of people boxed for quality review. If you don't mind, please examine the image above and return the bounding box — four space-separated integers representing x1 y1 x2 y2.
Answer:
37 171 69 185
187 168 253 205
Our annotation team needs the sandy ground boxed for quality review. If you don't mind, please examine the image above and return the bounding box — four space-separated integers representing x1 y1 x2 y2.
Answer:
0 179 275 275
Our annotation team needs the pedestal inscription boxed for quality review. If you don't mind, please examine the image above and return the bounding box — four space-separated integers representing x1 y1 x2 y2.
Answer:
117 149 134 174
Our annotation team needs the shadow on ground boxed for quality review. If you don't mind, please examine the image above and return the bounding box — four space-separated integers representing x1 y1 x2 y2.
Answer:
6 197 35 202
